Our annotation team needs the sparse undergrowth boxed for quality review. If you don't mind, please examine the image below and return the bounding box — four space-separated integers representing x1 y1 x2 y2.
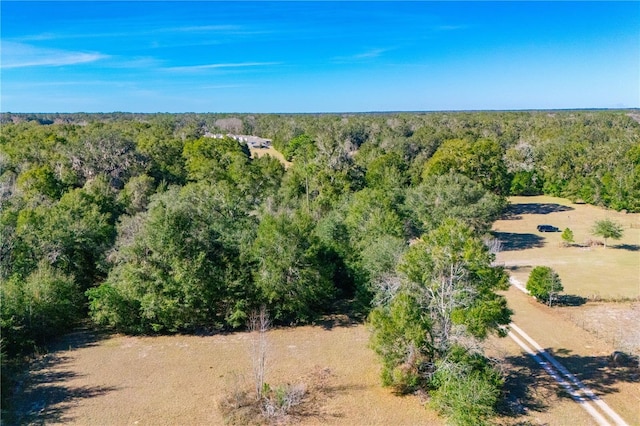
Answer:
584 295 640 303
219 366 334 425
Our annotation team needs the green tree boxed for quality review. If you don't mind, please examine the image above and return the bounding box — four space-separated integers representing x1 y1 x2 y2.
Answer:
561 228 574 247
343 188 405 243
250 155 285 203
368 291 430 392
509 170 544 196
406 173 506 235
369 219 511 395
1 261 82 356
251 211 335 322
12 180 116 289
87 183 256 333
118 174 155 215
364 152 408 192
136 121 187 185
526 266 563 306
283 134 315 162
423 138 510 194
429 346 503 426
591 218 624 248
16 165 64 199
66 127 146 188
279 135 318 212
280 132 363 214
182 136 250 185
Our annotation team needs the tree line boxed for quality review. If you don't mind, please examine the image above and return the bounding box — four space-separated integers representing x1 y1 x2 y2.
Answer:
1 110 638 423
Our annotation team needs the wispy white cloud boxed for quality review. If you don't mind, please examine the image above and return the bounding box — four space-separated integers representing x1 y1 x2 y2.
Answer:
165 62 281 72
1 41 108 69
11 24 256 43
332 48 389 63
13 32 60 42
105 56 164 69
6 80 137 88
353 49 387 59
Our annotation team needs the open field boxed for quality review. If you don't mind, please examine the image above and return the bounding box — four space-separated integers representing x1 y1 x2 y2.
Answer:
249 146 292 168
492 196 640 357
490 195 640 425
9 310 638 426
555 301 640 355
493 195 640 299
6 319 440 426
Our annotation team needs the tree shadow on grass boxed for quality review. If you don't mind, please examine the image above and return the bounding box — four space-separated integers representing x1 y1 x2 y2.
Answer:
313 314 359 331
493 232 545 251
613 244 640 252
313 299 365 330
6 328 117 425
501 203 574 220
497 352 551 418
548 348 639 394
498 348 639 419
556 294 588 307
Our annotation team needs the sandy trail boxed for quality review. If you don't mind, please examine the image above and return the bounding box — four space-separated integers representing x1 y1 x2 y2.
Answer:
492 286 640 425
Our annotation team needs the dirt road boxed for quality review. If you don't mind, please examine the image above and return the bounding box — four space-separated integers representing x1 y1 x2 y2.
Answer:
486 286 640 425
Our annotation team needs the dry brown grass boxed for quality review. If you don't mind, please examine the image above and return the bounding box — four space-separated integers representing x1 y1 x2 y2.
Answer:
489 196 640 425
8 320 441 425
249 147 292 169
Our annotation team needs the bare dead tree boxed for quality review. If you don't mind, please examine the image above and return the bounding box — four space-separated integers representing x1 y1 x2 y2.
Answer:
483 236 502 257
371 273 403 307
248 305 270 400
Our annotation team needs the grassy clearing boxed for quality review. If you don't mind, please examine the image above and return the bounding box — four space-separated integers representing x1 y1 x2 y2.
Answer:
249 146 292 168
493 195 640 299
8 319 440 425
490 196 640 425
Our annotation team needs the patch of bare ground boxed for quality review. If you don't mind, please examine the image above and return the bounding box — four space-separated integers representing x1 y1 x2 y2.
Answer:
7 319 442 425
556 301 640 358
627 112 640 124
249 147 292 168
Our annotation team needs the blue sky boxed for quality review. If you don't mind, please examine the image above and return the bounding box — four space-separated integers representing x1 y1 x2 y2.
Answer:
1 1 638 113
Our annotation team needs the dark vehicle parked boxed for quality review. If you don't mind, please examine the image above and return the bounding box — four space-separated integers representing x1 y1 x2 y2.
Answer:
537 224 559 232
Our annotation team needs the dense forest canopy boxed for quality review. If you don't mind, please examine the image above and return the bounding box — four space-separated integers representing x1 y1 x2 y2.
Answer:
2 109 638 339
1 110 638 422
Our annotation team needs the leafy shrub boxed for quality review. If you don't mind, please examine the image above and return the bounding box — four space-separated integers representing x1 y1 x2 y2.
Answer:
561 228 574 246
526 266 563 306
368 292 430 393
429 346 503 426
1 262 82 356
